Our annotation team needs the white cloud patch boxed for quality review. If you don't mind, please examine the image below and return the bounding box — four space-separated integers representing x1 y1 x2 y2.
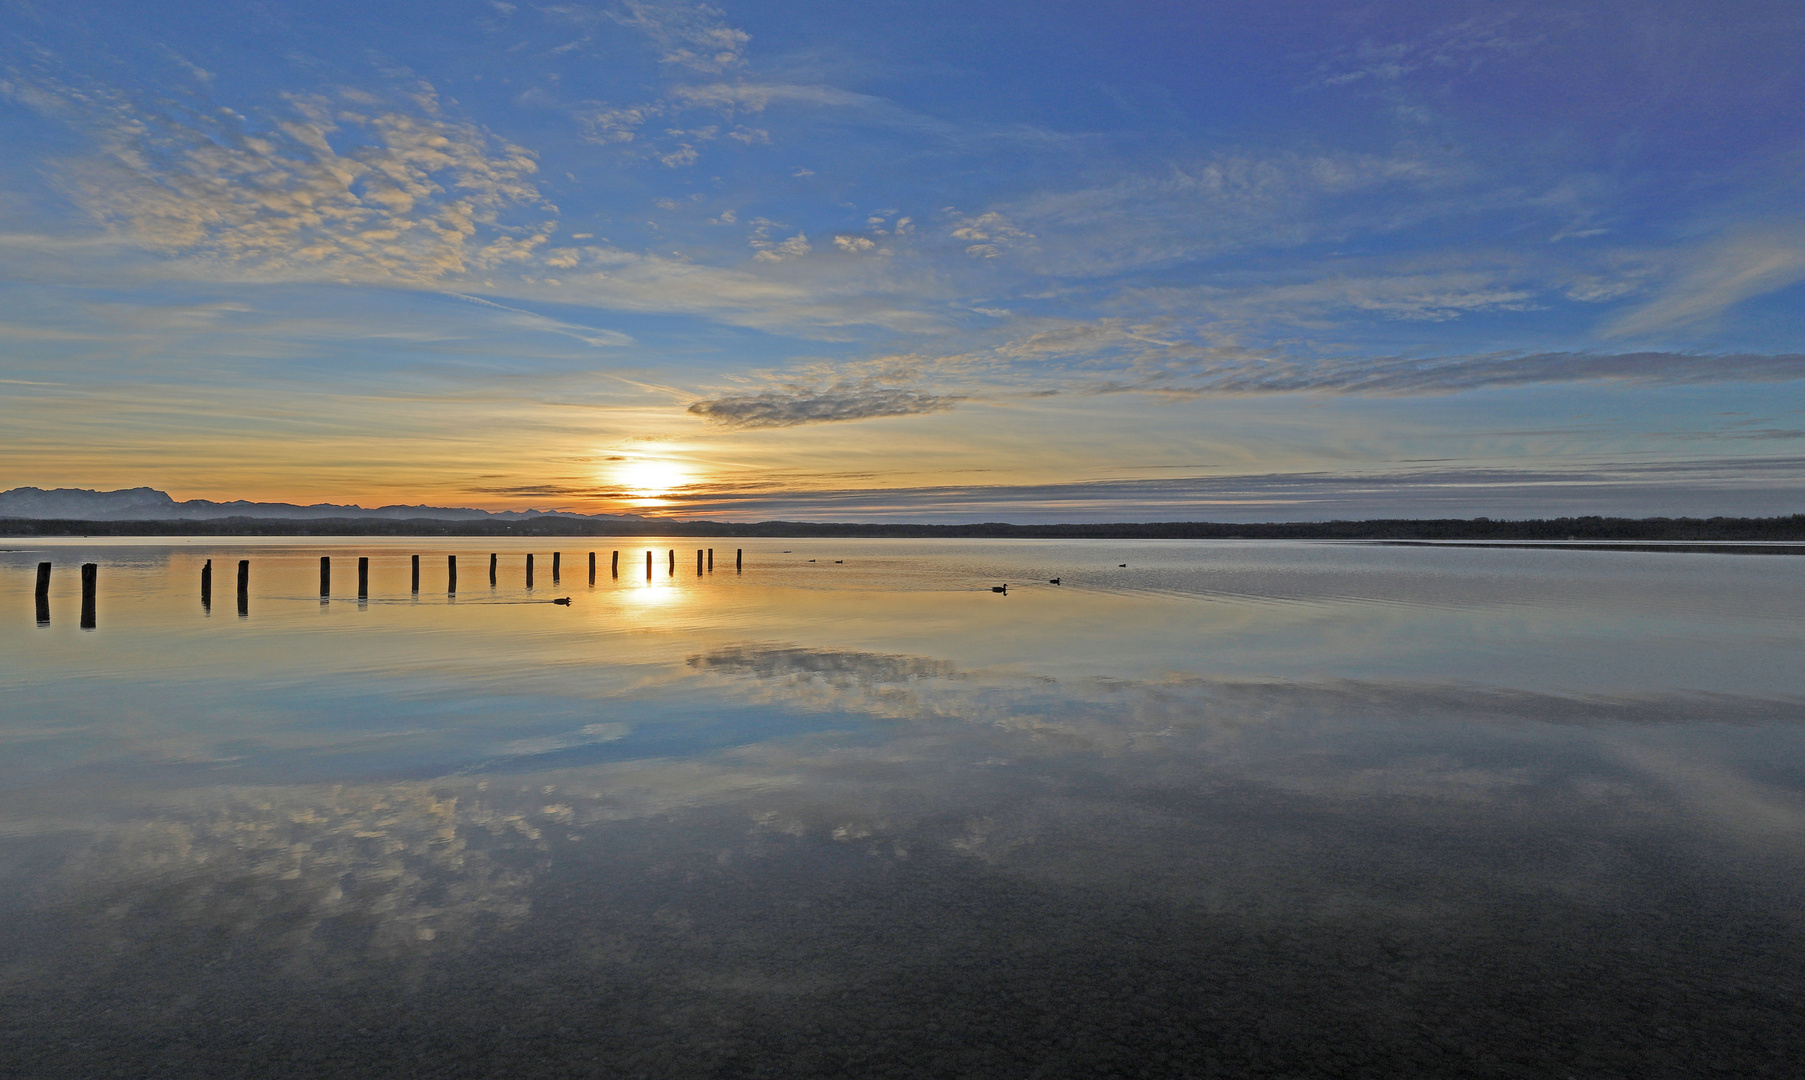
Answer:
23 78 556 285
949 210 1033 258
608 0 751 72
833 235 880 254
575 102 660 143
747 218 810 262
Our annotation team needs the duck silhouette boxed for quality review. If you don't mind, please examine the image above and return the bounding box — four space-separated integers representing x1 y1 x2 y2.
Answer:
991 584 1007 594
552 597 572 606
1048 578 1061 585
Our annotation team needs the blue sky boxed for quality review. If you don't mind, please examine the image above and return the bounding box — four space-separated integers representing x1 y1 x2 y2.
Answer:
2 0 1802 520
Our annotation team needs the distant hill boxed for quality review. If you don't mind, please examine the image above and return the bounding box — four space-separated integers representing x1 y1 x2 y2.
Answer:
2 487 1803 543
0 486 644 523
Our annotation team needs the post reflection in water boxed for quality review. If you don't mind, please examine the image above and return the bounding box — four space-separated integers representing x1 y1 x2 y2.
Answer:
1 537 1803 1077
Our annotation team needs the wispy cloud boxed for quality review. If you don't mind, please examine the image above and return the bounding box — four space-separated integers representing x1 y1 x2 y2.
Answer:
447 293 632 347
1303 14 1539 90
668 81 876 113
990 151 1463 277
1606 227 1805 338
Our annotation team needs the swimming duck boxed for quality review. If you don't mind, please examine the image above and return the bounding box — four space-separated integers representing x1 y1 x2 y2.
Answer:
1049 578 1061 585
991 584 1007 594
552 597 572 606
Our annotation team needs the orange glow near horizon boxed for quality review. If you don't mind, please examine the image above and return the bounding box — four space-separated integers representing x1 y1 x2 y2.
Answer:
613 458 691 507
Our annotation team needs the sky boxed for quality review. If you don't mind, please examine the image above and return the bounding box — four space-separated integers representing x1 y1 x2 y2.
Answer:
1 0 1803 522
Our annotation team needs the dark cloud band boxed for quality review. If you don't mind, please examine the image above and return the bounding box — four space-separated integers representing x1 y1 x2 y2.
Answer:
687 385 960 427
1145 351 1805 397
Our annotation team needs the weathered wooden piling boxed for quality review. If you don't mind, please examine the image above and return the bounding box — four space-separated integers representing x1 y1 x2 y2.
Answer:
645 550 652 579
589 551 596 585
80 563 96 629
668 549 675 575
707 548 713 571
697 549 704 575
201 559 212 609
448 555 458 593
237 560 249 617
553 551 561 582
611 550 619 578
320 556 330 597
527 553 535 588
358 557 370 598
736 548 742 571
36 562 50 625
412 554 420 593
489 552 498 586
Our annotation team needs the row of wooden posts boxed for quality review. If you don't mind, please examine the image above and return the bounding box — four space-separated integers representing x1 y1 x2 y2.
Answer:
31 548 745 627
34 561 100 628
303 548 744 597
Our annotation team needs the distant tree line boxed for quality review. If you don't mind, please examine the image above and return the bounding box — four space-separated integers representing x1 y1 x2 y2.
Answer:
5 514 1804 540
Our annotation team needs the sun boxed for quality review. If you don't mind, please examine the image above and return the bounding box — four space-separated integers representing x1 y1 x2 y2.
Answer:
616 458 688 500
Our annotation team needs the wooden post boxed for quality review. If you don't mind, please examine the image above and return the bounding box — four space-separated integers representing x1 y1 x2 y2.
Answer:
526 553 535 588
358 556 369 599
611 550 618 578
697 549 704 575
36 561 50 626
237 560 249 617
707 548 713 571
588 551 596 585
645 550 652 579
412 554 420 593
736 548 742 571
448 555 458 594
667 549 674 576
80 563 96 629
553 551 561 582
320 556 330 597
201 559 212 609
489 552 497 586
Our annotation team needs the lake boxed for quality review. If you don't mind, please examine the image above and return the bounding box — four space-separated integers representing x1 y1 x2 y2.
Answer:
3 537 1802 1078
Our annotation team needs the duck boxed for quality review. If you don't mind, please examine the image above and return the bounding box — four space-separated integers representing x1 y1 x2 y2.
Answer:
552 597 572 606
1118 564 1127 568
1048 578 1061 585
991 584 1007 594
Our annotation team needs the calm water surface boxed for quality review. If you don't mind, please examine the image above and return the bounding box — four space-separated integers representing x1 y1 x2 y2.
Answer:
2 537 1802 1078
